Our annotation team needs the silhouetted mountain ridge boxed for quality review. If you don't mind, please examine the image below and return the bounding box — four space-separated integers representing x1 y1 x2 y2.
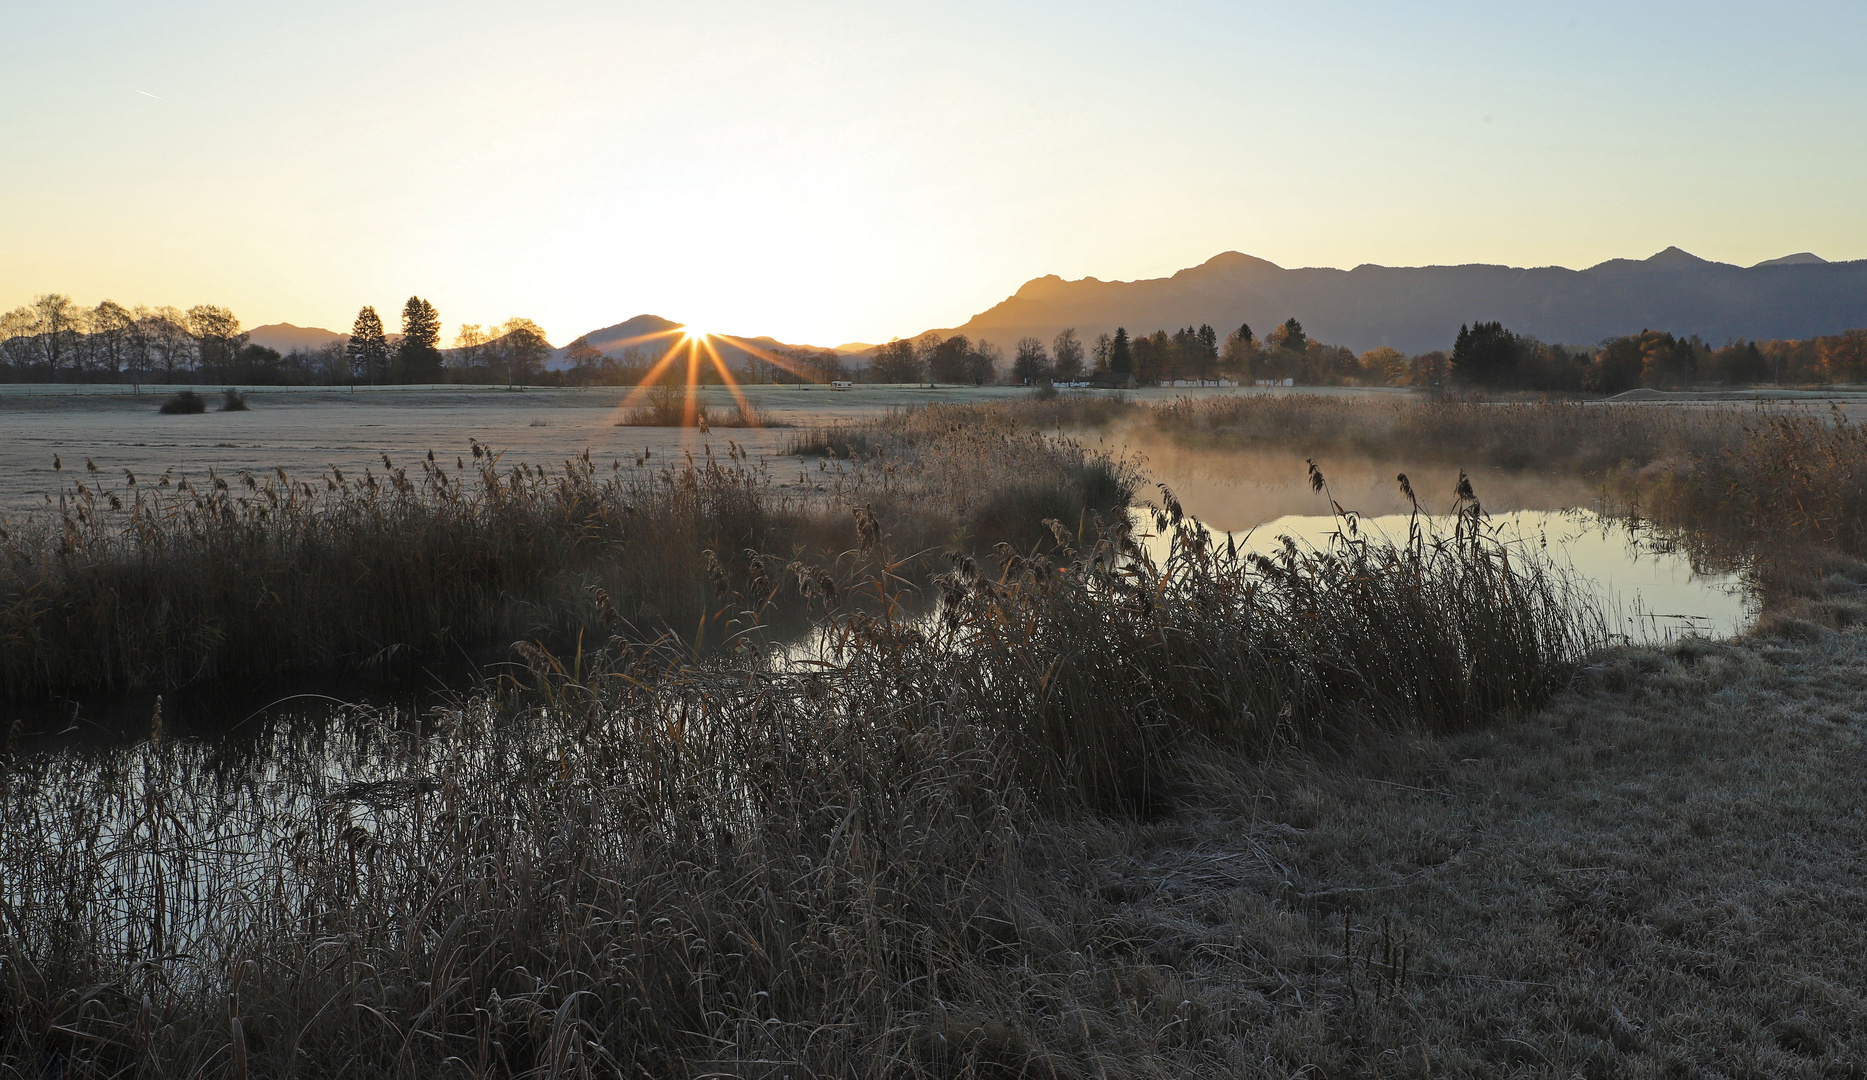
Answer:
550 315 843 371
926 248 1867 355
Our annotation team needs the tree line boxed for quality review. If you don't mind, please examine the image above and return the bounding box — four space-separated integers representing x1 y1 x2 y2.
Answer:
10 287 1866 392
1446 320 1867 392
0 295 262 384
0 293 559 386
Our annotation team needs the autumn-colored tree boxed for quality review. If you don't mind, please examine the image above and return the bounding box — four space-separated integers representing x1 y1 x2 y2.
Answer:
1266 317 1308 355
1221 323 1260 378
1358 346 1408 385
1818 329 1867 383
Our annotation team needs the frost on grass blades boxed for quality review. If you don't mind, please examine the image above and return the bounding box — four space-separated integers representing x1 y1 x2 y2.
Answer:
0 459 1601 1077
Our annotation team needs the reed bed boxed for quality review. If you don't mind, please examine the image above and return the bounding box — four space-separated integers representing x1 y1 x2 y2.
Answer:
0 413 1136 699
989 390 1867 572
0 489 1600 1078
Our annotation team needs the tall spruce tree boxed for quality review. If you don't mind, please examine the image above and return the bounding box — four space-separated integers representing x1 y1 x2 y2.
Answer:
1450 320 1522 386
396 296 444 383
1109 327 1133 376
1197 323 1218 359
1277 318 1307 354
346 306 389 384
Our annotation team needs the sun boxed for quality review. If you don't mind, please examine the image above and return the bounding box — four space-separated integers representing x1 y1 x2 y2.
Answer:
681 324 709 342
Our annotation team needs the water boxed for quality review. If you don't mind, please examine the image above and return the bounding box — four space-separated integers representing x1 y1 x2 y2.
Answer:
1140 508 1752 642
1123 441 1755 642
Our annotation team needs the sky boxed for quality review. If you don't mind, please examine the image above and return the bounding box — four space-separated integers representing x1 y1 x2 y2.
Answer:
4 0 1866 347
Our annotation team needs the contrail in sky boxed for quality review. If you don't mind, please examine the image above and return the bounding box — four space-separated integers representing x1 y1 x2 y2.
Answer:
136 90 160 99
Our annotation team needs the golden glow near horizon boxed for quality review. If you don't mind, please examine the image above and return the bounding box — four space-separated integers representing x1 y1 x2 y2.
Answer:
607 326 816 433
4 3 1866 346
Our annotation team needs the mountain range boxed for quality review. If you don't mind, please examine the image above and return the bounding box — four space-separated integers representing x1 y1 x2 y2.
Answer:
248 246 1867 368
927 248 1867 356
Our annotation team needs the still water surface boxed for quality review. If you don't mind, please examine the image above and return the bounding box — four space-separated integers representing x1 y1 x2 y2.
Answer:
1125 442 1753 643
1139 508 1751 642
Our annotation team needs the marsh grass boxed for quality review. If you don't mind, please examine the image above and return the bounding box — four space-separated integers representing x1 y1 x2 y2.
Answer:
1011 392 1867 608
219 389 248 412
0 473 1600 1077
0 408 1136 699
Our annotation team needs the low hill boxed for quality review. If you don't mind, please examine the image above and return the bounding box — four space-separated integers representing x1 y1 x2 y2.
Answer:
923 248 1867 355
555 315 842 372
246 323 346 353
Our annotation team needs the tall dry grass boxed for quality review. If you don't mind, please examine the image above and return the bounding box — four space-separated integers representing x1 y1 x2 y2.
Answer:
0 488 1600 1077
0 446 794 698
1008 391 1867 571
0 412 1136 700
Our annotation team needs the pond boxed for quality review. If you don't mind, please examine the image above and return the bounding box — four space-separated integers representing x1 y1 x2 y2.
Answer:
1128 446 1754 642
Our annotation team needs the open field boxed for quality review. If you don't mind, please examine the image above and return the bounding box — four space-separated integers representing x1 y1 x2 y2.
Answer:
0 384 1412 513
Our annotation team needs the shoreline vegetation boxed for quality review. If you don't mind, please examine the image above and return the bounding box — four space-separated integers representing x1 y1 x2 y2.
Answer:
0 406 1132 700
7 392 1867 1074
991 392 1867 617
2 474 1601 1076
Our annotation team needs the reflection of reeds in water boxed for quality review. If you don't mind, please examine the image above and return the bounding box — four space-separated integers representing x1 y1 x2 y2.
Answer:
0 476 1598 1077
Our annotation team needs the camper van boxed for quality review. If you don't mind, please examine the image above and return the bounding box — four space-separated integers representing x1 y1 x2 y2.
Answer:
831 380 853 390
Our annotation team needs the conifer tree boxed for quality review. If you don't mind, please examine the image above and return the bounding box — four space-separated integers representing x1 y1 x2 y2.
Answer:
346 306 389 384
395 296 444 383
1277 318 1308 354
1109 327 1132 376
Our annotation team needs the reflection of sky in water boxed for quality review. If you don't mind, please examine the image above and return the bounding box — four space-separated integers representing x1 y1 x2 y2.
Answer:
1137 508 1752 642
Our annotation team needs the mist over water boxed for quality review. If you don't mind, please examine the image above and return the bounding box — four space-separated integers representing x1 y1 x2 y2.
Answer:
1116 430 1753 641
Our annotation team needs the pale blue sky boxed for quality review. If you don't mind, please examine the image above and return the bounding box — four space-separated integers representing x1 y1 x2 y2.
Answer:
4 0 1863 345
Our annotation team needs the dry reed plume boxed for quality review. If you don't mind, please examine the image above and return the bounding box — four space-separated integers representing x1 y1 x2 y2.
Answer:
0 408 1135 699
0 473 1599 1077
